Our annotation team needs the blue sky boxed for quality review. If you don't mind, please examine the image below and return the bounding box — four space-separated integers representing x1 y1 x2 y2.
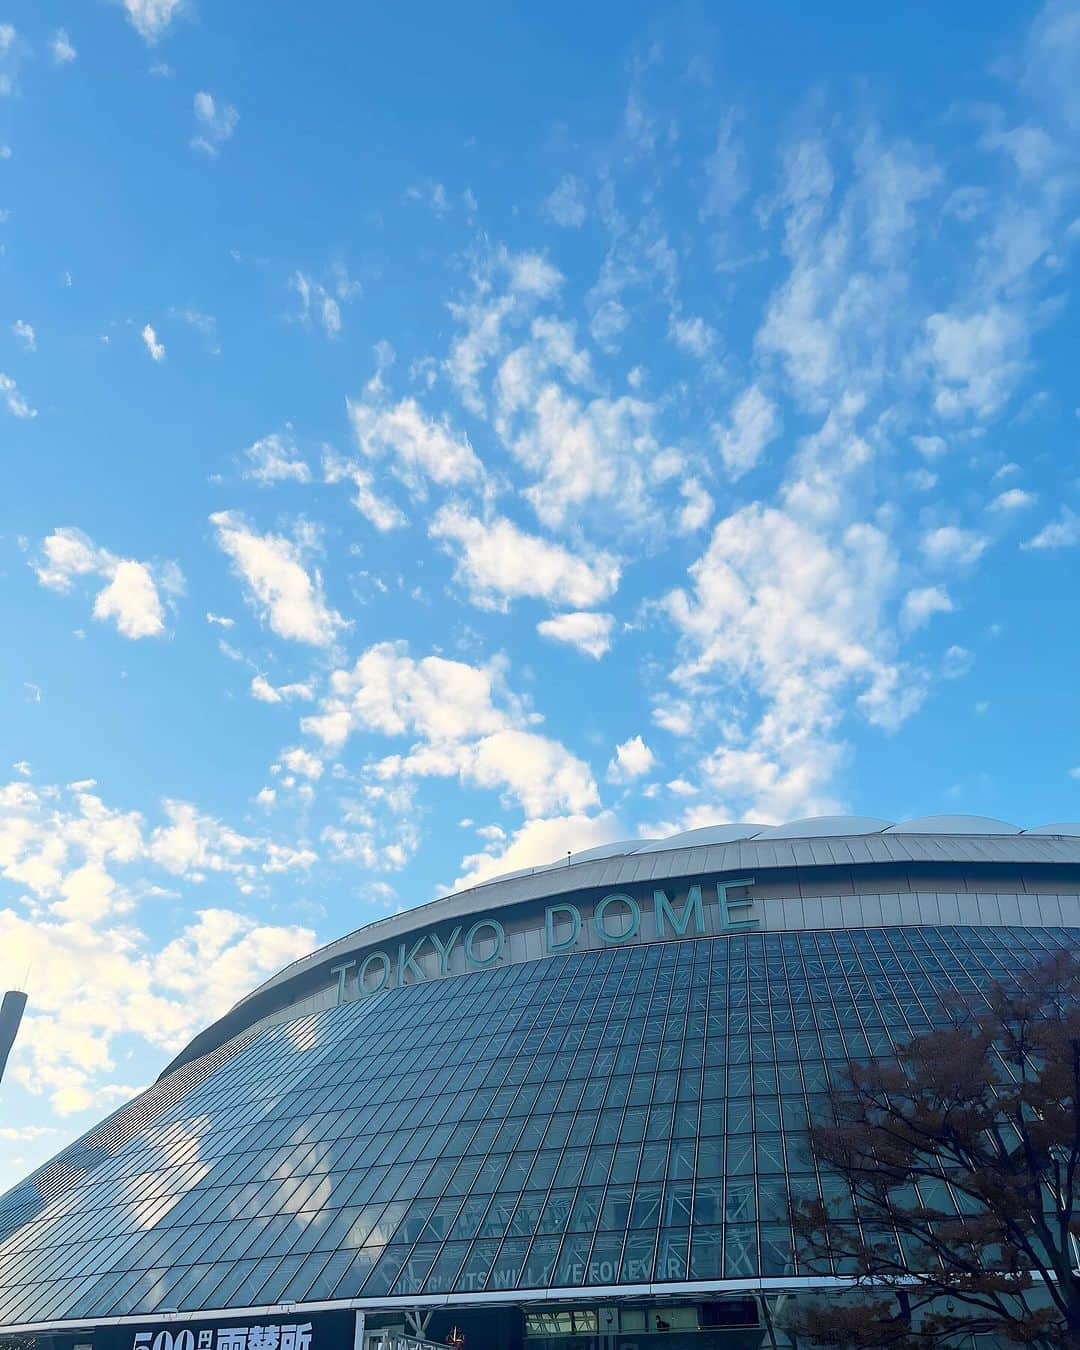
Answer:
2 0 1079 1184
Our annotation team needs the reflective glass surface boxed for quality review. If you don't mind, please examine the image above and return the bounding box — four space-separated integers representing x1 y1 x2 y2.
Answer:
0 924 1076 1324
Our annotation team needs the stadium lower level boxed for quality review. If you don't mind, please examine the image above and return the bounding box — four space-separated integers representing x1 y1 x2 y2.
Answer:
2 815 1079 1349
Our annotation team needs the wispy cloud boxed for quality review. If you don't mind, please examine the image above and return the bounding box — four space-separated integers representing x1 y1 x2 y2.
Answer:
11 320 35 352
242 431 313 486
191 92 238 155
140 323 165 362
0 22 26 97
121 0 186 43
290 263 360 337
543 175 587 228
50 28 76 65
0 371 35 418
1023 507 1080 550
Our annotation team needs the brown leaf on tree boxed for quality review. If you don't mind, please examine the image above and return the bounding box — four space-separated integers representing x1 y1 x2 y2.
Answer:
784 952 1080 1349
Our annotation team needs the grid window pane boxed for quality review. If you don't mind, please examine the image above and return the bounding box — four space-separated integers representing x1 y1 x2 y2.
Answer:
0 922 1075 1318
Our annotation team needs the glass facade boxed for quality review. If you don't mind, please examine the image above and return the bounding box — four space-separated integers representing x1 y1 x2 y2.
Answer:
0 924 1078 1328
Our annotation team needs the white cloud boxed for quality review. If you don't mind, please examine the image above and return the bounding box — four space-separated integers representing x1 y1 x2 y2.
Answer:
95 560 170 638
279 747 324 780
141 323 165 362
698 746 843 826
678 478 714 534
53 862 118 922
305 642 509 749
756 134 940 410
147 799 261 878
0 777 315 1115
0 21 23 96
205 612 234 628
348 382 483 497
989 487 1036 511
174 307 220 353
290 264 360 338
323 451 407 531
589 299 629 350
920 525 990 569
608 735 656 783
912 434 947 460
50 28 76 64
391 731 598 819
242 431 312 485
701 116 748 220
250 674 314 704
668 314 716 358
210 511 346 646
941 644 974 680
509 252 565 296
1023 506 1080 550
0 371 35 419
1 780 141 903
445 246 563 415
664 503 922 821
430 504 620 610
492 315 593 428
34 527 181 639
191 92 238 156
713 384 781 478
405 180 450 216
316 783 421 874
651 697 699 739
0 1125 57 1142
536 611 615 660
12 319 35 352
776 391 872 527
500 382 676 532
302 641 598 818
1022 0 1080 132
544 175 586 228
900 585 954 632
925 305 1027 420
120 0 185 42
451 811 622 890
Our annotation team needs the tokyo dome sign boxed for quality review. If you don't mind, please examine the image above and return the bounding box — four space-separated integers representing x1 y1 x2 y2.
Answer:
331 877 757 1004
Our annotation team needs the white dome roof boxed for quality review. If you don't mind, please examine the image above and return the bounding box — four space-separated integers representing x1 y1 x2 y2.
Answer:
478 812 1079 884
634 823 769 851
754 815 893 839
884 814 1022 835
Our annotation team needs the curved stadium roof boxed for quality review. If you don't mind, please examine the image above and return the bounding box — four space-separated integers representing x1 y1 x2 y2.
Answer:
162 814 1080 1078
4 813 1080 1331
248 813 1080 986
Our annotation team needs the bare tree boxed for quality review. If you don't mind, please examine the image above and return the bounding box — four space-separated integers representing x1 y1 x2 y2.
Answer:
786 951 1080 1349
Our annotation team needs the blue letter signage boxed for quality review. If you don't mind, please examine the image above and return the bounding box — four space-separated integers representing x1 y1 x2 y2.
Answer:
334 877 757 1004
